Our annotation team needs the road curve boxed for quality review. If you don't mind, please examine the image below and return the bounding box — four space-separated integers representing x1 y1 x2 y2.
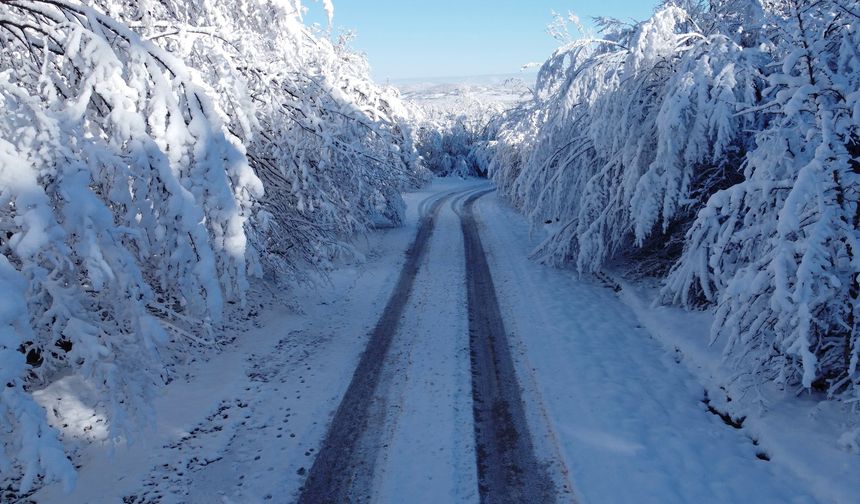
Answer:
297 190 461 504
459 189 556 504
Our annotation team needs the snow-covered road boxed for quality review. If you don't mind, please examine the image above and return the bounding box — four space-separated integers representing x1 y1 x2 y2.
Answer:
298 188 479 503
34 179 838 503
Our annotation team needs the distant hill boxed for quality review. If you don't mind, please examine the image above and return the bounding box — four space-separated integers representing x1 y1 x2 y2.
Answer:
391 73 536 113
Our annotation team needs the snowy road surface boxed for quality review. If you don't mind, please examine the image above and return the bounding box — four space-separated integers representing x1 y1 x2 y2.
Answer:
457 189 555 503
35 180 828 503
297 189 475 502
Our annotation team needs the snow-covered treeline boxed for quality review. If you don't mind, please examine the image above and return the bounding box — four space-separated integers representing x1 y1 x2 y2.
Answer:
412 94 508 178
0 0 424 492
489 0 860 402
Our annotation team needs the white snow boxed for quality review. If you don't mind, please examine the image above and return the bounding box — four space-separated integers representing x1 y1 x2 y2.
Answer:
487 1 860 406
372 186 479 503
473 190 853 504
619 278 860 504
1 1 427 491
28 179 860 503
4 0 858 500
30 179 477 503
395 74 533 115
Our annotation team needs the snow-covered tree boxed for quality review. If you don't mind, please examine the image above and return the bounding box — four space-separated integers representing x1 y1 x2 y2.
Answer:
491 4 763 271
414 93 508 178
489 0 860 400
0 0 424 493
665 0 860 398
0 0 263 490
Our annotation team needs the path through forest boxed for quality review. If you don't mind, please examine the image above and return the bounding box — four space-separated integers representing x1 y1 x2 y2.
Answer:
35 180 824 504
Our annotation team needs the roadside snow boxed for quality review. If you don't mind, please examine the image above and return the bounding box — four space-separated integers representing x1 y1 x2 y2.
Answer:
617 279 860 504
28 179 857 504
474 192 828 504
31 179 472 504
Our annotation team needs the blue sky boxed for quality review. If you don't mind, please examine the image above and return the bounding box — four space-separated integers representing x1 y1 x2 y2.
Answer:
303 1 659 81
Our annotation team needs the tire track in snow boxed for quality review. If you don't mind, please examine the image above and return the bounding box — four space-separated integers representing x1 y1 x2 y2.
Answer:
458 189 556 504
297 189 465 504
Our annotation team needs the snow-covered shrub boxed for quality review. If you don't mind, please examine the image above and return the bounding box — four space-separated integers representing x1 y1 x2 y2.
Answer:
489 0 860 400
491 4 763 271
93 0 426 275
1 0 262 483
665 0 860 398
0 0 423 492
0 255 75 493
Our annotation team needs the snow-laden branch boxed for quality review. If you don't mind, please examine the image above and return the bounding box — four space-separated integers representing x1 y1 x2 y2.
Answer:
0 0 426 494
488 0 860 403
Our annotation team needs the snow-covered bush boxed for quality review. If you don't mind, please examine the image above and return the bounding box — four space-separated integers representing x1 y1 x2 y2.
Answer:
0 2 260 491
489 0 860 401
0 0 422 493
665 0 860 399
492 4 764 270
